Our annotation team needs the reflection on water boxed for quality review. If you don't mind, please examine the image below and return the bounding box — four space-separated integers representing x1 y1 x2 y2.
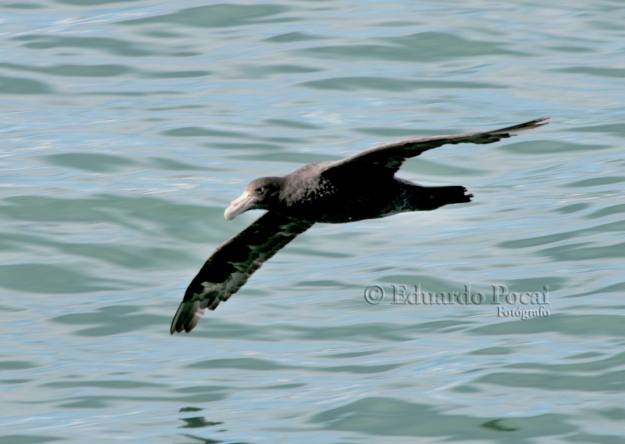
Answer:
2 0 625 443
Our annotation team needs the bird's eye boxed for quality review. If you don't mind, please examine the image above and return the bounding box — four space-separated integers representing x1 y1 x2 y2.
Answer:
255 186 265 195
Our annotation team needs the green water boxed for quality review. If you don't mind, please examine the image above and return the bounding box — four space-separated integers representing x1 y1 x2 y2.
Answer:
2 1 625 443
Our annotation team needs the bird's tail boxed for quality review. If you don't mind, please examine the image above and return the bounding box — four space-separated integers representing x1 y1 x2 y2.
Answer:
411 185 473 211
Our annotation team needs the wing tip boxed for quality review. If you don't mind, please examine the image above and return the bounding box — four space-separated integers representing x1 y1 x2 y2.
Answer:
500 116 550 135
170 301 205 335
526 116 550 129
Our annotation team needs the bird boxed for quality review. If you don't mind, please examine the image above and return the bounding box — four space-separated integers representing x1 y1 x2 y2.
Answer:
171 117 549 334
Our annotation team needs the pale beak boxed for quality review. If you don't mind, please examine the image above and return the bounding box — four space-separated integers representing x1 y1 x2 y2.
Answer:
224 190 256 221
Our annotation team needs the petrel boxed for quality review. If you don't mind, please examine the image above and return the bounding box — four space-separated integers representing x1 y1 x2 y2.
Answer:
171 117 548 333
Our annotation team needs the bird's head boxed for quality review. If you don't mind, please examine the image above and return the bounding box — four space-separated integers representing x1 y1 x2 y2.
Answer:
224 177 285 221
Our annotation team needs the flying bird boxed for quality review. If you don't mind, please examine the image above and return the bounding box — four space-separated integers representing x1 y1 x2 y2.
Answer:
171 117 549 333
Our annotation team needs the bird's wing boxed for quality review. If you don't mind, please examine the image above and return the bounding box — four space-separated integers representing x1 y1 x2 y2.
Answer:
171 212 313 334
320 117 549 178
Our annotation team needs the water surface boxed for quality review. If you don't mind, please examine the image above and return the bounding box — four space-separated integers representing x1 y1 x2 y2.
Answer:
2 1 625 443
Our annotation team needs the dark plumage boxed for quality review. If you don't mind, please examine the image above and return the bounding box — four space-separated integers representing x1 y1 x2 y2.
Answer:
171 117 549 333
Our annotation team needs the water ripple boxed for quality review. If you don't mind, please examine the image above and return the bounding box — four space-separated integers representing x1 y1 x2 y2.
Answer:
2 0 625 442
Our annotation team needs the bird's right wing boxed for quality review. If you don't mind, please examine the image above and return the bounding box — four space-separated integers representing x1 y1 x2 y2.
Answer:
171 212 313 334
320 117 549 179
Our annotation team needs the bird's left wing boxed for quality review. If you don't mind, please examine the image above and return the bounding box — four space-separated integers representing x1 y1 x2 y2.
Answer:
171 212 313 334
320 117 549 179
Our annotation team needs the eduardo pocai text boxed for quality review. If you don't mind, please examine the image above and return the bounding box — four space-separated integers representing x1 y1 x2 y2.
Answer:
363 284 550 320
